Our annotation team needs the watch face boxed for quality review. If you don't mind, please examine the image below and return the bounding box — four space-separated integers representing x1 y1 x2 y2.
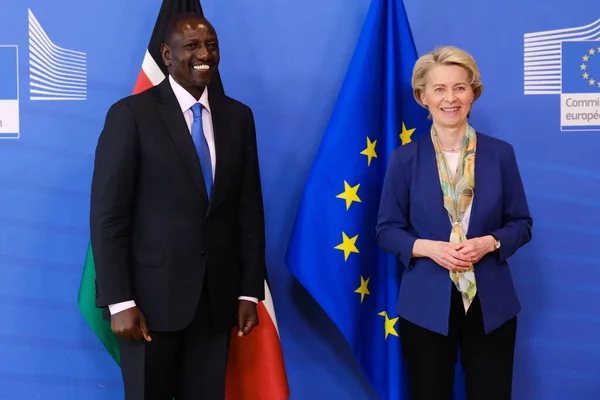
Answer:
495 240 501 249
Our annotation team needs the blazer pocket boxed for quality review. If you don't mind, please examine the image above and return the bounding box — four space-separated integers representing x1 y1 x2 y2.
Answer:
132 248 164 267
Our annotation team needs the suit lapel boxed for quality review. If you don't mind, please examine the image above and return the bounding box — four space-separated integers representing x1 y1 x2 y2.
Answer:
155 79 209 204
419 137 453 236
467 133 488 238
206 86 231 216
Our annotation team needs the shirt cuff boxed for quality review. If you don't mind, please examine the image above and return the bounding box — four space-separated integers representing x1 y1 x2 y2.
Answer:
108 300 136 315
238 296 258 304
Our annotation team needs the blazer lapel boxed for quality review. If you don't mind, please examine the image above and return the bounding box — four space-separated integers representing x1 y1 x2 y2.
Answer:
206 86 231 216
419 136 453 237
155 79 209 204
467 133 488 239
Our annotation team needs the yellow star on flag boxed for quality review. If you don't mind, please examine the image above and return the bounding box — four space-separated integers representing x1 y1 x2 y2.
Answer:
589 48 596 55
354 276 370 303
334 232 359 261
399 122 416 145
590 79 596 86
581 63 587 70
597 82 600 88
583 55 589 62
378 311 399 340
360 137 378 166
583 72 589 79
336 181 361 210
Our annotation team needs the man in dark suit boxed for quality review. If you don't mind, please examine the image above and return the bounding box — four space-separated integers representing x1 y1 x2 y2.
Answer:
90 13 266 400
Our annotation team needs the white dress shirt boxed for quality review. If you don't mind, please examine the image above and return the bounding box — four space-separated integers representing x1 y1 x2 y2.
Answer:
108 76 258 315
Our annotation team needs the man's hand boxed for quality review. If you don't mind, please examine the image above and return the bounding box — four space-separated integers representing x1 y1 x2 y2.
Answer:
456 236 496 264
111 306 152 342
237 300 259 337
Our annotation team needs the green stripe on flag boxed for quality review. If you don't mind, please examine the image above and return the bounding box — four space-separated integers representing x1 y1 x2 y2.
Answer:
77 242 121 365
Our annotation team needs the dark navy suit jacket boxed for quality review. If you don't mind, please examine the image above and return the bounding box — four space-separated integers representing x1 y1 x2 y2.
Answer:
376 132 532 335
90 78 266 333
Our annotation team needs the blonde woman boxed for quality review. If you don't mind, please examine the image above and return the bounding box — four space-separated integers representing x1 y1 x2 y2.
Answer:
376 46 532 399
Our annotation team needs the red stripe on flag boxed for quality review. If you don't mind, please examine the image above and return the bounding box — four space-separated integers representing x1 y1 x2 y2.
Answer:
133 69 154 95
225 301 289 400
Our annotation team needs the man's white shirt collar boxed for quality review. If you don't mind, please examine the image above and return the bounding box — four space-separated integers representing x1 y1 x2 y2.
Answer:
168 75 211 114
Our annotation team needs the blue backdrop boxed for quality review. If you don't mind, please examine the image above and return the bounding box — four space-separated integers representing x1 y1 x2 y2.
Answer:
0 0 599 398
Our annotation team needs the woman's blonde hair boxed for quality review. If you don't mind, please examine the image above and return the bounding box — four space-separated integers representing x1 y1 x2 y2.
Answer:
411 46 483 118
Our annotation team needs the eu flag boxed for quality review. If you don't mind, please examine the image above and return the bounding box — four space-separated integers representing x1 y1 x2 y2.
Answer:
286 0 428 398
561 40 600 94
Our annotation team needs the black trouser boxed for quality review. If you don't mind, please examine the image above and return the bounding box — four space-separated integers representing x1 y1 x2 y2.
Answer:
399 286 517 400
117 283 230 400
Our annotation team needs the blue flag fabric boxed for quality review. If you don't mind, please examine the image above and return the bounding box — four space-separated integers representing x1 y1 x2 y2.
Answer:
285 0 430 399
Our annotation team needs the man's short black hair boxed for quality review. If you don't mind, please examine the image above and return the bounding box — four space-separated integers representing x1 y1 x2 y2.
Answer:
163 12 209 45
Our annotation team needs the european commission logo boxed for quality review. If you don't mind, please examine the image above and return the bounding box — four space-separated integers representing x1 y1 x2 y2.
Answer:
524 18 600 131
0 9 87 139
28 9 87 101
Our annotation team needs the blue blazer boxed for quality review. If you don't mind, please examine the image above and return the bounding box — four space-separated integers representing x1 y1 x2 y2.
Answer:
376 132 532 336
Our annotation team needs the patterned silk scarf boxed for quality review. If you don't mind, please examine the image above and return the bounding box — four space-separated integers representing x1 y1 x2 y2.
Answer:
431 124 477 312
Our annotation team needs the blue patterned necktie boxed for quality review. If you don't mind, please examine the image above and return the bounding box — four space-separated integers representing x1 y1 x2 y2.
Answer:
190 103 213 198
